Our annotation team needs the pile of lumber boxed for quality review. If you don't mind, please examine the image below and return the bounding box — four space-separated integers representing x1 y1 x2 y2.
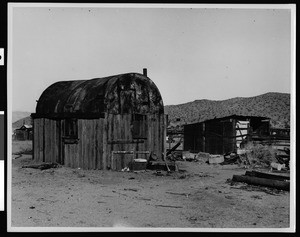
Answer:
275 147 290 168
232 170 290 191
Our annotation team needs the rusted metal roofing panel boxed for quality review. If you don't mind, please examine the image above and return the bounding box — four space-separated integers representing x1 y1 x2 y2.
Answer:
34 73 164 118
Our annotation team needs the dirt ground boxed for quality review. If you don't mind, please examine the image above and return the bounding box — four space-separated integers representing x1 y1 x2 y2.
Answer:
10 141 290 229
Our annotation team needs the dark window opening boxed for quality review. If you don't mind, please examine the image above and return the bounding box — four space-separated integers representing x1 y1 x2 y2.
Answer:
64 118 78 141
132 114 147 139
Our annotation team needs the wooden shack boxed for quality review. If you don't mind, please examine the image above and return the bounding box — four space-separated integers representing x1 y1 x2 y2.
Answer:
183 115 270 155
13 125 33 140
31 70 166 170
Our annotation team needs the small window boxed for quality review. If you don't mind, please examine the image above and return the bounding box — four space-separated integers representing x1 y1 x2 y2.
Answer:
64 118 78 139
132 114 147 139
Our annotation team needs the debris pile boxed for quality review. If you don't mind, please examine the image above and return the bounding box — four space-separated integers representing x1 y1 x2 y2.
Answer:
181 151 211 163
274 147 290 169
208 155 224 164
239 143 276 167
220 152 240 165
238 143 290 170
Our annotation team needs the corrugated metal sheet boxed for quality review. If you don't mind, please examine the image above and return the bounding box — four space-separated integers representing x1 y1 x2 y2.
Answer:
35 73 164 117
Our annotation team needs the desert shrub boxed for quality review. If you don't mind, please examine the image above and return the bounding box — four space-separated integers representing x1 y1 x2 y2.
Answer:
13 147 32 155
12 140 32 154
243 142 277 168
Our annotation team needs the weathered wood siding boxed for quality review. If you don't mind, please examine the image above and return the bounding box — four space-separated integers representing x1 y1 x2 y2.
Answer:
33 113 165 171
33 118 60 163
33 118 43 163
64 119 104 170
105 113 165 171
44 119 60 163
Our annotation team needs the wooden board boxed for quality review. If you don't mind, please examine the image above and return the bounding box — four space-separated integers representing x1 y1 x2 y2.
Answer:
232 175 289 191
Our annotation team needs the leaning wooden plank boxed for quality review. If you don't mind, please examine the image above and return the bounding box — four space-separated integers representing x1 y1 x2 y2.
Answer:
232 175 289 191
245 170 290 181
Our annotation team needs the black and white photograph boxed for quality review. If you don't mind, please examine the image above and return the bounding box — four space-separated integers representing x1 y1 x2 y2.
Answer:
7 3 295 232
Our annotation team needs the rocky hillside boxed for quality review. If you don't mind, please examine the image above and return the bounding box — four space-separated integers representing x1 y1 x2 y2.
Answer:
165 92 290 129
12 92 291 130
12 111 31 124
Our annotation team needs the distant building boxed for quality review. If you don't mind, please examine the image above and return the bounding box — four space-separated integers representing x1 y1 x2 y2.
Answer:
183 115 270 154
13 124 33 140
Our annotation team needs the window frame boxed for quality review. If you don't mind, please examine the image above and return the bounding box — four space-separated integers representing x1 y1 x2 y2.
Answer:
132 114 148 139
63 118 78 144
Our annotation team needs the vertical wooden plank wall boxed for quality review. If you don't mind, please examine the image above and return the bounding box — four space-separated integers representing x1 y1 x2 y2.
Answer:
147 114 164 159
34 113 165 170
34 118 57 163
33 119 40 162
106 114 128 170
44 119 59 163
96 119 104 170
33 118 45 163
105 113 161 171
63 119 104 170
102 117 108 170
34 118 61 164
44 119 50 163
106 114 113 169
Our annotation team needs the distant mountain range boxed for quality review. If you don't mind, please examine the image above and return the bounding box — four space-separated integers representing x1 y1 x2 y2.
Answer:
12 92 290 130
12 111 31 124
165 92 290 129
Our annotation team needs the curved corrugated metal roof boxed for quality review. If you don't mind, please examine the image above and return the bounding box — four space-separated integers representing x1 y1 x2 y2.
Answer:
35 73 164 118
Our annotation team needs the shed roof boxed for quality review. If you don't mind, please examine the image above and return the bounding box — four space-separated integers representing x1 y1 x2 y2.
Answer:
33 73 164 119
16 124 33 130
22 124 32 129
184 114 270 127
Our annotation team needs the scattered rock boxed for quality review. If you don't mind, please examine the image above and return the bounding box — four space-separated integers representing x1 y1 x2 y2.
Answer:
124 188 138 192
251 195 262 199
179 174 186 179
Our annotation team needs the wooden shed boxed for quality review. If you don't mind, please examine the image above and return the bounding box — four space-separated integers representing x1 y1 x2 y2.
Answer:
183 115 270 155
31 71 166 170
13 125 33 141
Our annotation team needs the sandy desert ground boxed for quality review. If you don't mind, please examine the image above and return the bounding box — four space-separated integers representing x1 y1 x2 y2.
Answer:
10 141 290 230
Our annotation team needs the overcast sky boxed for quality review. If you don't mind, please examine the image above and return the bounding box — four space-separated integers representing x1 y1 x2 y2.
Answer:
10 4 293 112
